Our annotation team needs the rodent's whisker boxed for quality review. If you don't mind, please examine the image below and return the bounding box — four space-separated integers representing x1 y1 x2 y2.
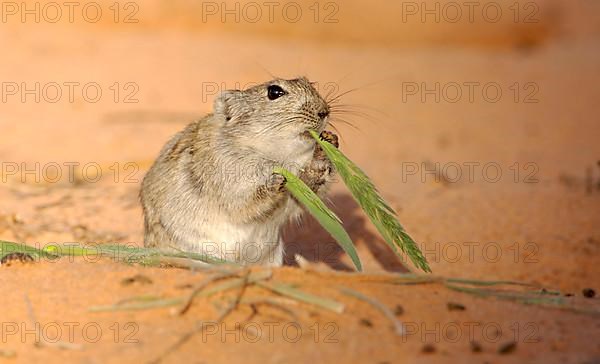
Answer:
331 109 373 121
324 86 338 102
330 102 383 113
330 107 371 118
326 87 361 104
327 123 341 136
330 117 359 131
330 104 386 127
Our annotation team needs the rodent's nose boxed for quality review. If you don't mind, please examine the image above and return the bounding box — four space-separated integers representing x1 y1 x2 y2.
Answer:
318 110 330 120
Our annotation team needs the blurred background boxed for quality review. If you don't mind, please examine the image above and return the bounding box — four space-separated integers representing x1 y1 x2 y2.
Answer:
1 1 600 363
0 0 599 287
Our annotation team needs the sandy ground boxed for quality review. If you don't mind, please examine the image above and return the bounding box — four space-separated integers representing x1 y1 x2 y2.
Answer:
0 0 599 363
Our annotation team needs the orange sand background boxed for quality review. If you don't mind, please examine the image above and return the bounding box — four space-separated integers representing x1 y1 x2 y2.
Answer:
0 0 599 362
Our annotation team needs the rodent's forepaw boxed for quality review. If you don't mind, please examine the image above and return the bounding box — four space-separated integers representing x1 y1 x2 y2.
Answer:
314 130 339 162
313 159 333 178
301 158 334 191
319 131 339 148
267 173 287 193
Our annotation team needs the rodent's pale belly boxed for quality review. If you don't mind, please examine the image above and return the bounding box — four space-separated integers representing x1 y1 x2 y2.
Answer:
179 198 294 265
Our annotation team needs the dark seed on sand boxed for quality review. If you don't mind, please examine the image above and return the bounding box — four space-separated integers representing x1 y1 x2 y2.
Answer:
447 302 466 311
359 318 373 328
582 288 596 298
498 341 517 355
121 274 153 285
470 341 482 353
1 252 34 266
421 344 436 354
394 305 404 316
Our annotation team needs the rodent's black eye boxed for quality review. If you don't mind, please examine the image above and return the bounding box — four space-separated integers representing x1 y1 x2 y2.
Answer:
267 85 286 100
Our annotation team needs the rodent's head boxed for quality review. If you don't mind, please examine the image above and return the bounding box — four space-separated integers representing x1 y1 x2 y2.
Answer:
214 77 330 144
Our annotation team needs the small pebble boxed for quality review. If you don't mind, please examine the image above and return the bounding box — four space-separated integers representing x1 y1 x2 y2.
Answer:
582 288 596 298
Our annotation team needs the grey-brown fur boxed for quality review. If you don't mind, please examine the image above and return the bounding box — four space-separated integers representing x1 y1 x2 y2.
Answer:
140 77 338 266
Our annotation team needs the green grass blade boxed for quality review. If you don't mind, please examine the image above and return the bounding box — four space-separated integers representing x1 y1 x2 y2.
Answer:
445 278 538 287
257 281 345 313
0 240 58 260
274 167 362 272
89 297 184 312
309 130 431 273
340 287 405 335
1 240 232 267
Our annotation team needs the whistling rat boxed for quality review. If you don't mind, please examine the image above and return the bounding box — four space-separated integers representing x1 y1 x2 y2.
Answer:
140 77 339 266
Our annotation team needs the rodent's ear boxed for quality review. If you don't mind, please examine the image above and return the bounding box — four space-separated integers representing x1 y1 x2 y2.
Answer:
214 90 242 122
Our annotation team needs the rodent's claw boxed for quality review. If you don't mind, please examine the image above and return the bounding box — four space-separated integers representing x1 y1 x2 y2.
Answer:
319 131 339 148
314 130 338 161
267 173 287 193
